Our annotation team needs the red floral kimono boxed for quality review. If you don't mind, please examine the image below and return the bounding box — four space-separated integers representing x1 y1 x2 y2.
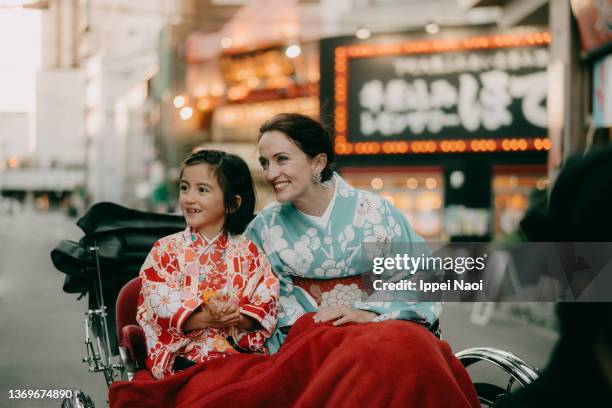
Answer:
137 229 279 379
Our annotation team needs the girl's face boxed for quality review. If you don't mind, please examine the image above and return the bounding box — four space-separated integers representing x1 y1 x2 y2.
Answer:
179 163 226 237
258 130 322 204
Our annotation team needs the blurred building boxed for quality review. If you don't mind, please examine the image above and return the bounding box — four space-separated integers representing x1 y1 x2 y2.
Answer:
2 0 179 211
464 0 612 188
323 0 608 241
43 0 177 208
157 0 550 240
321 28 552 241
156 0 609 228
149 0 501 212
147 0 321 210
4 0 607 225
0 7 44 208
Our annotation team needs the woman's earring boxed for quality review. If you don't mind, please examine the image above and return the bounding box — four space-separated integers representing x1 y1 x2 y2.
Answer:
312 171 322 185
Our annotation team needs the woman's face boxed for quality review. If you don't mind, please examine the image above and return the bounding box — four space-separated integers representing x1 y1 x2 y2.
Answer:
179 163 226 237
258 130 320 203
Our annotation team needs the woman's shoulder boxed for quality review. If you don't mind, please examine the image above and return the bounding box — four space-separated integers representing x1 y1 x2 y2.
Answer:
349 181 400 212
258 201 282 215
250 201 291 224
351 185 390 210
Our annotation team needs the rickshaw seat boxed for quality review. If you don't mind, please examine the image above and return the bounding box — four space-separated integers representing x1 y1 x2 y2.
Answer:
116 277 147 371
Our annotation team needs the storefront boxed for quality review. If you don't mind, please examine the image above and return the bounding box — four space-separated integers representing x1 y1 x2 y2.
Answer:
572 0 612 140
181 42 318 206
320 30 551 241
168 1 321 209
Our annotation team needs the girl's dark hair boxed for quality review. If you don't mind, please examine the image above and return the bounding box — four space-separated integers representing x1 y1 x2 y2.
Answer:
259 113 335 182
180 149 255 234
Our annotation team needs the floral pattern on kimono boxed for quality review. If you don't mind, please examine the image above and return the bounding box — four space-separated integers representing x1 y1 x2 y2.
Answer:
137 229 279 379
245 173 442 353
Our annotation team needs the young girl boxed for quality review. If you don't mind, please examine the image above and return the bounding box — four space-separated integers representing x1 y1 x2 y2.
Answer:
137 150 279 380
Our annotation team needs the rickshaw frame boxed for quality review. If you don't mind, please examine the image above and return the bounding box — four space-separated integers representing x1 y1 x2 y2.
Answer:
52 202 540 407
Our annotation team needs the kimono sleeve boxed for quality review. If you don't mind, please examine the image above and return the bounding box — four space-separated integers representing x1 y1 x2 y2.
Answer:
352 199 443 328
244 214 318 353
244 215 317 324
233 244 280 352
137 239 204 342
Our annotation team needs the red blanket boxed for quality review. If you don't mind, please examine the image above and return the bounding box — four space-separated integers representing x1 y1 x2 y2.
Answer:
109 313 479 407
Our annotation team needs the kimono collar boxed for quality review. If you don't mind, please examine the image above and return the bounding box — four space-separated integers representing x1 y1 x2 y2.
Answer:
333 172 352 192
182 227 227 251
282 172 351 212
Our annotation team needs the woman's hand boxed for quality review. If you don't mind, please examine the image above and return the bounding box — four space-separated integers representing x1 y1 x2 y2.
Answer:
313 305 377 326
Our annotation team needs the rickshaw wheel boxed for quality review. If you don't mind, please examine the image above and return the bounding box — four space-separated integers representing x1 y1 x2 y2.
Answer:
456 347 539 407
61 390 95 408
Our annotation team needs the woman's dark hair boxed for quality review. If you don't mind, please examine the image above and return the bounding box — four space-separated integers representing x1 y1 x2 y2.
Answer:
259 113 336 182
180 149 255 234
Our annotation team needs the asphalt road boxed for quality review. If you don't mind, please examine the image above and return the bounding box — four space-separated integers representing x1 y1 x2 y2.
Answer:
1 211 107 408
0 210 558 407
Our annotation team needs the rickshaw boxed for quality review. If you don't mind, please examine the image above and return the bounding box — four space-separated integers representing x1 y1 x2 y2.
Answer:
51 202 539 408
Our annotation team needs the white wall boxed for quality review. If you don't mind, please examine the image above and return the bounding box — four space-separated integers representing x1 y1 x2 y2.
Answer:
0 9 41 111
35 0 178 204
83 0 176 204
36 69 86 168
0 7 41 166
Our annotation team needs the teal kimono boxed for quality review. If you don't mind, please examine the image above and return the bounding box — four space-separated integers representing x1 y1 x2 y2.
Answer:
245 174 442 352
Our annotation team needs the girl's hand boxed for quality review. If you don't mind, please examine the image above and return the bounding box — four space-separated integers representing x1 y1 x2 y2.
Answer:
208 295 260 331
183 308 240 332
205 308 258 330
313 305 377 326
206 308 241 328
207 295 237 318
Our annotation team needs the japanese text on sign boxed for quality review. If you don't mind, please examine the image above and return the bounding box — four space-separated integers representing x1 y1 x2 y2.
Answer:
349 47 549 140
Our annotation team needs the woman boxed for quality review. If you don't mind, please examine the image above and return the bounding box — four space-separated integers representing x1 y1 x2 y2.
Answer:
245 113 441 352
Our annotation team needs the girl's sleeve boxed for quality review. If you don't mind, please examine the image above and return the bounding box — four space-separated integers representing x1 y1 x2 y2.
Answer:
137 240 204 354
233 243 280 352
353 200 443 328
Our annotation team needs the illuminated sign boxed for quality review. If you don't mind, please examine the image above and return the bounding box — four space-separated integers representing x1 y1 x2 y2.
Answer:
219 47 296 88
333 33 553 155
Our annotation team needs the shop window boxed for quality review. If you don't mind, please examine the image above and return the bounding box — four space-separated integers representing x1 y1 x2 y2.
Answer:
340 168 444 240
493 168 548 239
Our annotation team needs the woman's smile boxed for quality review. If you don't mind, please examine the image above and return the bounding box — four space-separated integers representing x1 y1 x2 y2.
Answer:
272 180 291 191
